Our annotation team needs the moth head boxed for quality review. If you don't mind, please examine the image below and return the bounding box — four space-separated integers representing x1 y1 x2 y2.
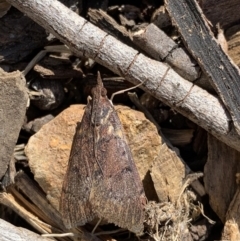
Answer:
91 85 107 97
91 72 107 98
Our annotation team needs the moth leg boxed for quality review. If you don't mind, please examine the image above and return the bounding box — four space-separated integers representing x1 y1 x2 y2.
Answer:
87 95 92 103
91 218 102 234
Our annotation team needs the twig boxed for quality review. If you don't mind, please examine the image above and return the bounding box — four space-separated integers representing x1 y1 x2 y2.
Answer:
0 218 53 241
23 45 71 76
42 232 74 237
14 171 64 229
0 192 53 234
5 0 240 153
132 23 200 82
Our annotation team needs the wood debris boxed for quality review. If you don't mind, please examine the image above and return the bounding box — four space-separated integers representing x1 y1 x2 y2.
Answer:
0 0 240 240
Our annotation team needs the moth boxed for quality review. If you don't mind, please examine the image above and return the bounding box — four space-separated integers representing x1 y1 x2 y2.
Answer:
60 72 146 234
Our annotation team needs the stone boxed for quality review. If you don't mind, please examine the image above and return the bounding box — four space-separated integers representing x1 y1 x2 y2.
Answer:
0 69 28 179
150 143 185 203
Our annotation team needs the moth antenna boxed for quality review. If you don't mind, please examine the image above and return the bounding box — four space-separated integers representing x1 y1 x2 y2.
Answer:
111 67 170 102
110 79 148 102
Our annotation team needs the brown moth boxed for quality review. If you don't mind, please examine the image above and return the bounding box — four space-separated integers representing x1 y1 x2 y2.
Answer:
60 72 146 234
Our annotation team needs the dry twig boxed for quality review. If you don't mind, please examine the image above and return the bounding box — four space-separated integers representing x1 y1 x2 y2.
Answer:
4 0 240 153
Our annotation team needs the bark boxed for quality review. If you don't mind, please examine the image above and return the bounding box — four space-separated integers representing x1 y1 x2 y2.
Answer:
0 7 47 64
0 182 102 241
200 0 240 28
165 0 240 135
88 9 136 52
14 172 64 229
0 191 52 234
132 23 200 82
204 134 240 222
226 24 240 68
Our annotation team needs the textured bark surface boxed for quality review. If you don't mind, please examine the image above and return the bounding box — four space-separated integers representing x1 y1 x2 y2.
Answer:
150 144 185 203
1 0 239 239
201 0 240 28
0 189 102 241
0 8 47 64
222 219 240 241
88 9 137 52
0 191 52 234
204 134 240 222
132 23 200 81
14 172 64 229
226 24 240 68
165 0 240 136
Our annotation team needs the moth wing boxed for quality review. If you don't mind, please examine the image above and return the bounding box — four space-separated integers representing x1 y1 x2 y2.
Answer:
90 105 146 234
60 104 96 228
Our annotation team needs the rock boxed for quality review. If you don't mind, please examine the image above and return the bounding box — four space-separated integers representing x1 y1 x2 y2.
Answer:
30 79 65 110
23 114 54 134
0 69 28 179
25 104 162 210
150 143 185 203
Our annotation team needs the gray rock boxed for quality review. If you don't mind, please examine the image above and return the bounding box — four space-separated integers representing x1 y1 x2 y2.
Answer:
0 69 28 179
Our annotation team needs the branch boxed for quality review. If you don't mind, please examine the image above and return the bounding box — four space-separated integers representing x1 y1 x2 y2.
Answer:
0 218 52 241
165 0 240 135
5 0 240 152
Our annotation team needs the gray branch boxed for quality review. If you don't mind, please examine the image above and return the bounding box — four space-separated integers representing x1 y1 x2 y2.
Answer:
5 0 240 152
